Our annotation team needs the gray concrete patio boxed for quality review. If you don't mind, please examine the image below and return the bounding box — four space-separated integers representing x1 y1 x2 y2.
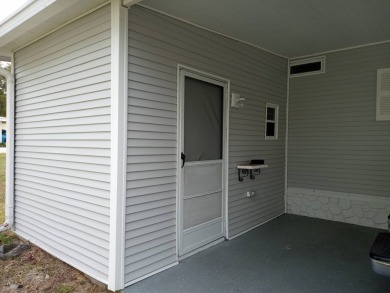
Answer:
123 214 390 293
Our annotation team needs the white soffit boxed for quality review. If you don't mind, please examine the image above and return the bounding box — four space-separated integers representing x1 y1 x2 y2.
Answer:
141 0 390 58
0 0 108 54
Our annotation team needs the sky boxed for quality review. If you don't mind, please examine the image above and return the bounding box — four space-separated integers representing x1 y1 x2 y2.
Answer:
0 0 30 23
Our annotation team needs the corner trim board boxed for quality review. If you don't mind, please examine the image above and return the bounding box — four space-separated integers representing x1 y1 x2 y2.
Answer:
0 57 15 229
284 60 290 212
108 0 128 291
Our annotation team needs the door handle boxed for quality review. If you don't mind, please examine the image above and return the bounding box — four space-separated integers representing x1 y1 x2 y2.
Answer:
181 152 186 168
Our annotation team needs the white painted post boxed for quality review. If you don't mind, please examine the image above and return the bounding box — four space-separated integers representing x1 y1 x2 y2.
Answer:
0 63 15 229
108 0 128 291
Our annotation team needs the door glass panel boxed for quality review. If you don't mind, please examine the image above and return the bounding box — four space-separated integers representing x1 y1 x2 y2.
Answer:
184 76 223 162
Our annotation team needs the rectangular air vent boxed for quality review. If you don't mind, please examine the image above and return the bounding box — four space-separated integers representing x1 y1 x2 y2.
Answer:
376 68 390 121
289 56 325 77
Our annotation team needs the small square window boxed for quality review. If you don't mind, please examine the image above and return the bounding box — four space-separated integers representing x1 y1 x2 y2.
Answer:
265 103 278 140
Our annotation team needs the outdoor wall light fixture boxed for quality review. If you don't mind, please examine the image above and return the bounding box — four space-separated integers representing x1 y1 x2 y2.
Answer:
231 93 245 108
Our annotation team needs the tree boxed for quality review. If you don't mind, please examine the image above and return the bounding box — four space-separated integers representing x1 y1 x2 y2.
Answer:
0 62 11 117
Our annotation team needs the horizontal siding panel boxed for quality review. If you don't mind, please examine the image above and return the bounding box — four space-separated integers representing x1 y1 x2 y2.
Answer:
14 156 110 173
16 211 108 259
16 73 111 101
15 159 109 179
128 132 176 141
125 226 176 249
15 173 108 199
16 151 110 165
127 146 176 155
126 198 176 215
15 146 110 157
16 107 110 123
126 190 176 207
126 219 175 240
129 96 176 111
16 82 111 106
127 162 177 173
127 176 176 189
16 25 110 73
16 201 108 240
15 179 109 208
15 115 110 130
126 205 176 224
126 183 176 198
15 166 109 189
124 254 176 284
16 123 111 134
129 113 176 126
125 6 286 284
127 169 176 181
15 140 110 149
14 5 111 283
128 88 176 105
127 154 176 164
16 197 108 233
124 235 175 261
128 105 176 119
128 140 176 148
15 188 109 223
17 63 111 94
17 48 111 86
15 132 110 141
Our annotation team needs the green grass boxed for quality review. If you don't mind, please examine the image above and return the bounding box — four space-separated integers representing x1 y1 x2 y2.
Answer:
0 153 5 223
55 285 73 293
0 232 13 245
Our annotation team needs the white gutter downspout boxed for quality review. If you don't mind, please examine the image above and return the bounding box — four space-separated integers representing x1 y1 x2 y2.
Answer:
0 62 15 232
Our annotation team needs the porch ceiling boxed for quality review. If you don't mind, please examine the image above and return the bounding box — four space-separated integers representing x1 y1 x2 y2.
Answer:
140 0 390 58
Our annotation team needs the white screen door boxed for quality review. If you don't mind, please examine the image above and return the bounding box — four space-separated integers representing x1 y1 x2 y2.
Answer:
178 67 228 256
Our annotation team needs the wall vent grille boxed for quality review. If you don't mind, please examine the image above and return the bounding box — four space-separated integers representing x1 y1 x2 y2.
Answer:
289 56 325 77
377 68 390 121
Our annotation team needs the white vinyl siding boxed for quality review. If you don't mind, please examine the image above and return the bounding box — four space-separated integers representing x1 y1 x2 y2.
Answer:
13 5 111 283
125 6 287 284
288 43 390 198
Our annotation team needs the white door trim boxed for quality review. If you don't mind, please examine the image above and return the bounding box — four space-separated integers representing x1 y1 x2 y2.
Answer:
176 64 230 258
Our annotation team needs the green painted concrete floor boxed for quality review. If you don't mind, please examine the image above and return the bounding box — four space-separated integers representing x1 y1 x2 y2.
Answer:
124 214 390 293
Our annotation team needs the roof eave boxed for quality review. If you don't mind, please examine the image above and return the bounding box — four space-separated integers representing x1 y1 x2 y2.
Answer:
0 0 108 55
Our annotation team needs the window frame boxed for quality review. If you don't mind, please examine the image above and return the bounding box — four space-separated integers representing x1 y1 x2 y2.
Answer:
265 102 279 140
